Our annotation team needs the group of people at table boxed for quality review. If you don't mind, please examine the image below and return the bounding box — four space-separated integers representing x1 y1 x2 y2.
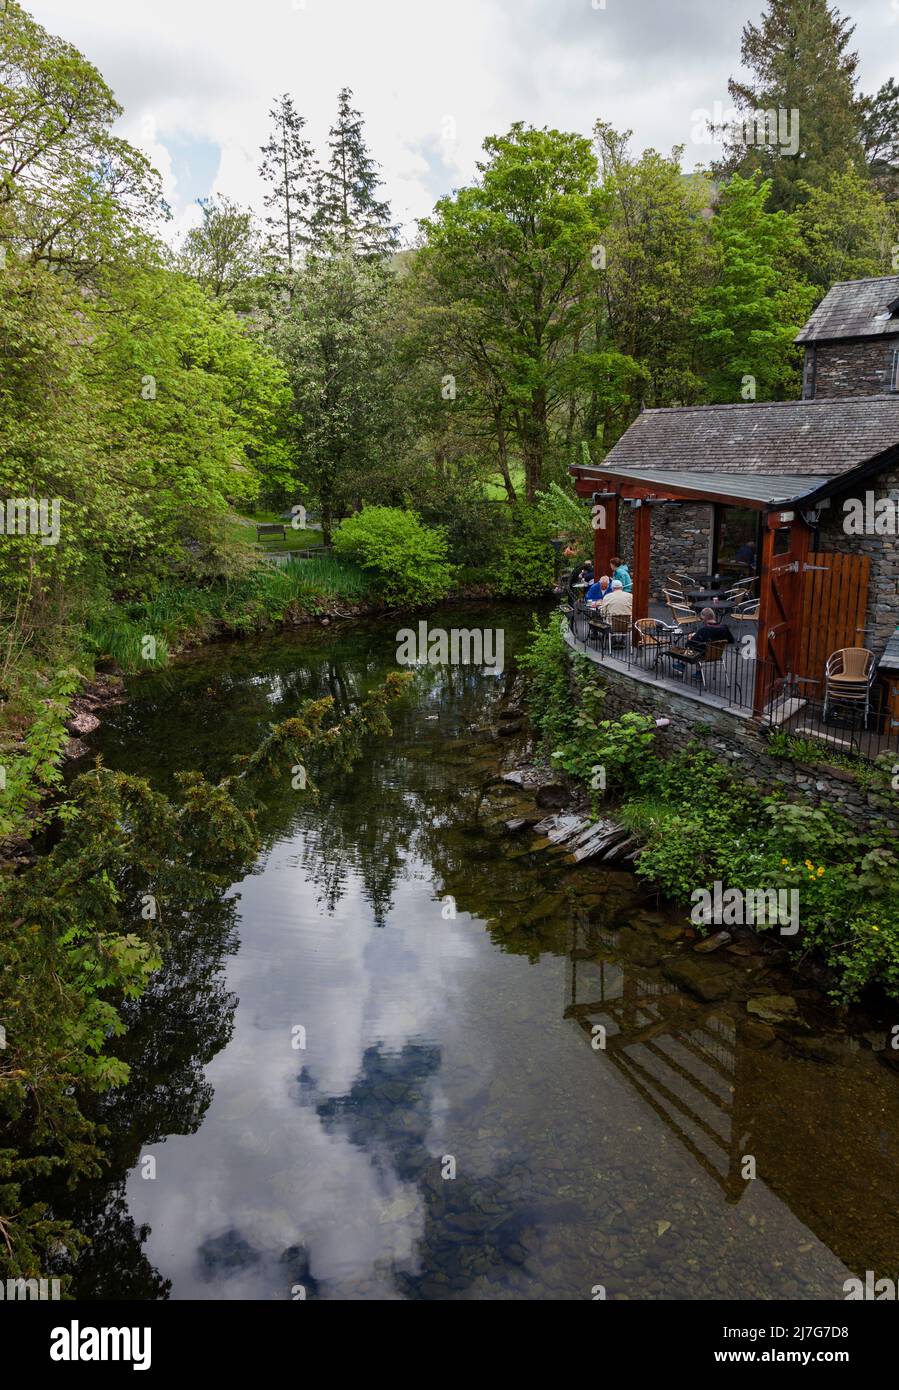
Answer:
563 550 735 676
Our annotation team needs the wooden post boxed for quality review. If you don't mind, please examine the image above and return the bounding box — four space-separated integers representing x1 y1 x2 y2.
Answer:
593 493 618 577
632 501 651 622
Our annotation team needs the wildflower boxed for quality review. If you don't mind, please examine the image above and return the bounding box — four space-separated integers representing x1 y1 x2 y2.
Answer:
780 858 788 866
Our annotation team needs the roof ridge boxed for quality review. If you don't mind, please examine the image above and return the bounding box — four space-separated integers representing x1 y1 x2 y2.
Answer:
641 396 899 415
820 274 899 289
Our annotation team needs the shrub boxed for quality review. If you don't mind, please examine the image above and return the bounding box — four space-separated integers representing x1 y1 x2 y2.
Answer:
332 505 456 607
486 503 555 598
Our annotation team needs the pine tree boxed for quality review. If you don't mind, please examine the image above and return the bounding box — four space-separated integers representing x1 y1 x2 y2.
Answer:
258 94 317 278
715 0 865 212
311 88 399 256
860 79 899 203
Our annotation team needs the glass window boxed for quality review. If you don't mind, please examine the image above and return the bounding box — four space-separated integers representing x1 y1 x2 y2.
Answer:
714 507 760 576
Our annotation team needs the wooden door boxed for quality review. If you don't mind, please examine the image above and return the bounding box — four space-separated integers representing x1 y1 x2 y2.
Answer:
795 552 870 685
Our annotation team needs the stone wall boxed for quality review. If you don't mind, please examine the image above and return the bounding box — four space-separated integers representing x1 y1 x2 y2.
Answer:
815 464 899 652
803 339 899 399
616 502 714 598
577 649 899 833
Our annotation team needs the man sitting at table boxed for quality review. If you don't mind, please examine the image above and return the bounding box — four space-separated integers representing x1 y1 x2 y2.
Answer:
599 579 633 618
585 573 612 605
668 608 733 674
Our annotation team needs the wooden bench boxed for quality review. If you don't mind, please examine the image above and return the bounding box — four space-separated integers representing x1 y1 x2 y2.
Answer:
256 523 286 544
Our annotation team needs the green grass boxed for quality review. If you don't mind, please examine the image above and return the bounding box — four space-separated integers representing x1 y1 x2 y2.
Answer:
223 508 326 555
85 555 372 671
484 464 525 501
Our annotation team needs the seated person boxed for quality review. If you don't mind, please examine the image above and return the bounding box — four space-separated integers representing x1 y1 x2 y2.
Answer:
609 555 633 593
585 573 612 605
600 579 633 619
668 608 733 672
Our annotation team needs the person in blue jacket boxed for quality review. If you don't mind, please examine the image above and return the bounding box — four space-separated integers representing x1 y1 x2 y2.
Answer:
585 574 613 605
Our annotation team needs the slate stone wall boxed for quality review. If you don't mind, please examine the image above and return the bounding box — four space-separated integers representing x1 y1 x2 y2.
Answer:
804 340 899 399
572 648 899 834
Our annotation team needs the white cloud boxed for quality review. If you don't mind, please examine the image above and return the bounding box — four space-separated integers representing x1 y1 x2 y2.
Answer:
26 0 898 242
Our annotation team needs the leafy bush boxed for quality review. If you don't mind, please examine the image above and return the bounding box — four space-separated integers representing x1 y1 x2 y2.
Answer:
332 506 456 607
517 611 581 750
486 503 555 598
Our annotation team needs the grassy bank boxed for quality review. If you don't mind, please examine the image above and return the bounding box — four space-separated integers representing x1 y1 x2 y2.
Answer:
85 554 372 672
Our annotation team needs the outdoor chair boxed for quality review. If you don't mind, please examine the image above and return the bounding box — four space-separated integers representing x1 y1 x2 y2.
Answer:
608 611 631 650
666 600 699 629
586 611 612 654
823 647 875 728
661 639 733 695
633 617 673 666
730 599 759 622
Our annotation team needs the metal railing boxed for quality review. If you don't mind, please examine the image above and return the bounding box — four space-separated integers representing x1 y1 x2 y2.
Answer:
565 605 761 714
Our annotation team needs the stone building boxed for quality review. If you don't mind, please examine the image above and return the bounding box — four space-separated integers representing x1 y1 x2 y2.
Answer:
569 273 899 749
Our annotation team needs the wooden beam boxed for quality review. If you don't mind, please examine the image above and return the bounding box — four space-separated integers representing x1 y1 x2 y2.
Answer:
593 494 618 576
632 502 651 622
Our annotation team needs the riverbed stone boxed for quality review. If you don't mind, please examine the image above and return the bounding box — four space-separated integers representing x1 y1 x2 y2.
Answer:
662 958 734 1002
746 994 798 1025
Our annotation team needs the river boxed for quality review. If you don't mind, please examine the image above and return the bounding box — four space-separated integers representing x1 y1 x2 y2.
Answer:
54 604 899 1300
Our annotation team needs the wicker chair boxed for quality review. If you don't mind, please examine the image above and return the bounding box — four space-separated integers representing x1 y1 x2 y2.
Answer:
633 617 669 649
666 600 699 630
661 638 732 693
823 648 875 727
730 598 759 623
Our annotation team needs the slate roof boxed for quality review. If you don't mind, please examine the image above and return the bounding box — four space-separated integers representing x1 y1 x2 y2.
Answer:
796 275 899 343
597 397 899 479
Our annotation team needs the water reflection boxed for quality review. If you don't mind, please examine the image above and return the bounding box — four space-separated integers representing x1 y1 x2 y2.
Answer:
47 607 899 1300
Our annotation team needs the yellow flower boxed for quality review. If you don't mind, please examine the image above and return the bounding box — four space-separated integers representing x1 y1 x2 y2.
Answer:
780 858 788 866
817 867 825 877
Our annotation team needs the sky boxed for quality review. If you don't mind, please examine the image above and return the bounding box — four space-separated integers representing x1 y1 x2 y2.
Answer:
26 0 899 246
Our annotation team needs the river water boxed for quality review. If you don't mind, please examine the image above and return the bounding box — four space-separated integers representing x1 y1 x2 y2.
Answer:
57 605 899 1300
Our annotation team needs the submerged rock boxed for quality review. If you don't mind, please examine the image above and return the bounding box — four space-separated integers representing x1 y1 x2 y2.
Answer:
663 958 733 1002
746 994 798 1025
693 931 733 955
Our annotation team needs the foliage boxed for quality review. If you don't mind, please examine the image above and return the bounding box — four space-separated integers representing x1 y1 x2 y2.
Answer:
485 504 555 598
311 87 399 257
332 505 456 606
519 623 899 1002
793 165 898 292
715 0 866 212
693 173 815 402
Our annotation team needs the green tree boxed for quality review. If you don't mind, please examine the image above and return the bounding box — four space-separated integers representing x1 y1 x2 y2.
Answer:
180 195 262 307
311 88 398 257
418 123 610 500
794 165 898 290
694 173 815 402
860 79 899 203
258 94 317 280
594 124 712 424
272 249 399 543
715 0 865 212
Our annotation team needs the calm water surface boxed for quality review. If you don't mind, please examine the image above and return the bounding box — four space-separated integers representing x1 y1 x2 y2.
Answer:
58 606 899 1300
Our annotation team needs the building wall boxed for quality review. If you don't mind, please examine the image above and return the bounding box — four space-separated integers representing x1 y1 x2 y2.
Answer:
579 653 899 833
815 464 899 652
616 502 714 598
803 339 899 399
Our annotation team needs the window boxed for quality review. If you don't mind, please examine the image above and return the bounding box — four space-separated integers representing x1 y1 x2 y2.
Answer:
891 348 899 392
